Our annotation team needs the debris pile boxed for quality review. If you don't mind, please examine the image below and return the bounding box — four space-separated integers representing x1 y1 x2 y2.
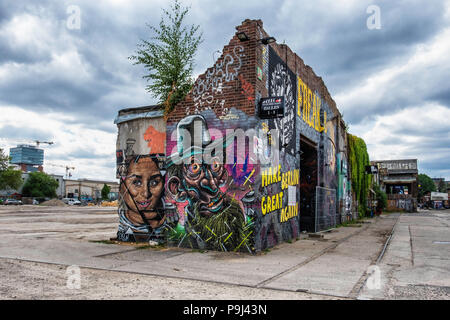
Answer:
39 199 67 206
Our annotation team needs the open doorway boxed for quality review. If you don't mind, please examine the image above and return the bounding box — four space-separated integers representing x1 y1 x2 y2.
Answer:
299 137 318 232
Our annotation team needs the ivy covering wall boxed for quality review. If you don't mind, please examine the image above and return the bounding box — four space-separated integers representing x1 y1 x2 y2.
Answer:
347 134 371 217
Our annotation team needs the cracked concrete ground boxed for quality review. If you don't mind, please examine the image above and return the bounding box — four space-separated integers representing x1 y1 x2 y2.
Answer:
0 205 448 299
359 209 450 300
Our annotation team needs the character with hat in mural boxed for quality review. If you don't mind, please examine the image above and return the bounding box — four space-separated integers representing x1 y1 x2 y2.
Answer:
165 114 254 252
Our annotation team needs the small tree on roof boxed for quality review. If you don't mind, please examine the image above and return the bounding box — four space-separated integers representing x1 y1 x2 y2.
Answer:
129 0 203 117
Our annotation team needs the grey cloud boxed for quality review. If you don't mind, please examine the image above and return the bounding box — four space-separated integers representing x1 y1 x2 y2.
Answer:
377 134 450 154
0 125 53 142
0 41 52 64
392 123 450 139
286 1 448 93
428 88 450 106
0 0 154 123
420 157 450 171
70 149 112 160
47 148 114 161
340 61 450 125
0 0 449 179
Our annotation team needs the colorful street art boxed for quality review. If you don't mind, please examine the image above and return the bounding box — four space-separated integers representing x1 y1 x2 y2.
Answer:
165 112 258 252
117 153 167 242
269 46 296 155
143 125 165 154
115 117 167 243
297 76 327 134
114 20 346 251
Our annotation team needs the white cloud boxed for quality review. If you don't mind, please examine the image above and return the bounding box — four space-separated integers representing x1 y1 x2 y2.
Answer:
0 105 116 181
0 0 449 181
335 26 450 123
351 104 450 178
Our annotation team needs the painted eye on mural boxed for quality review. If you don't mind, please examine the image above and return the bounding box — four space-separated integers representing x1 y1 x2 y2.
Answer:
210 158 221 173
188 162 201 175
132 178 142 187
149 178 161 188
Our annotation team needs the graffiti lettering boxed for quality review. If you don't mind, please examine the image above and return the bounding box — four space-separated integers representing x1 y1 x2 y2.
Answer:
281 169 300 191
280 205 298 223
297 76 327 133
260 166 299 223
191 46 245 115
261 165 282 188
261 191 283 215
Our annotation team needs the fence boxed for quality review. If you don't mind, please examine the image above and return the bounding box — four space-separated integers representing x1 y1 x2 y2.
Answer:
315 186 338 232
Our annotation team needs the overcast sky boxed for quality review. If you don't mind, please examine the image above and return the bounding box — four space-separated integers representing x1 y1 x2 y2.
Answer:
0 0 449 181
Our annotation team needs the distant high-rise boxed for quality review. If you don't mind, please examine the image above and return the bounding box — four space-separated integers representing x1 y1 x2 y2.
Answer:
9 145 44 172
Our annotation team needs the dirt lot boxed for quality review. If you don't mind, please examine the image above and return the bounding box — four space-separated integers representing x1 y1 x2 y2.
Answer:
1 205 448 300
0 258 339 300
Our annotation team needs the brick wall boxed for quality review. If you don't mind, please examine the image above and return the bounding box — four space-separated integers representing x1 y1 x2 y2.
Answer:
167 19 260 123
168 18 341 132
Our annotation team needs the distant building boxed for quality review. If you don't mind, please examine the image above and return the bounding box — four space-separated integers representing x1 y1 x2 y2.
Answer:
432 177 447 192
371 159 418 212
430 192 448 209
9 144 44 172
52 174 65 199
64 178 119 201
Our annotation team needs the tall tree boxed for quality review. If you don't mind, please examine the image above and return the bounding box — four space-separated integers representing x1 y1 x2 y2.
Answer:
22 172 58 198
438 179 447 193
418 173 436 200
101 184 111 201
0 148 9 171
0 148 23 190
129 0 203 117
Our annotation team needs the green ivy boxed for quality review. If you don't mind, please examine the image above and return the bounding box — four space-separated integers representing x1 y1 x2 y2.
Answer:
347 134 371 217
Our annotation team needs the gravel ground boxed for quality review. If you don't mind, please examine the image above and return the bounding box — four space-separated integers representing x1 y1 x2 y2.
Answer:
0 258 341 300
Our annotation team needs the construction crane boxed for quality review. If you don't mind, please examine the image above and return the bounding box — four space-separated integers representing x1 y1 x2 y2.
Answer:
35 140 54 147
46 163 75 179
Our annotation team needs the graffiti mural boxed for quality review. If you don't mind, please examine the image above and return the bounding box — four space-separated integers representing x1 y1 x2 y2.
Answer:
115 115 167 243
268 46 296 155
143 125 166 154
165 112 259 252
297 76 327 134
191 45 245 117
251 46 300 249
117 154 166 242
113 19 347 251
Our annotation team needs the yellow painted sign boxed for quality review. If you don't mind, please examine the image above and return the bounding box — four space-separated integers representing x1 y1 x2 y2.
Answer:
260 166 299 223
297 76 327 133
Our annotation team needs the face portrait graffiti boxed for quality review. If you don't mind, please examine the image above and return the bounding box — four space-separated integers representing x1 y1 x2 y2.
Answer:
185 156 230 217
167 153 252 252
120 155 165 229
165 114 254 252
168 156 229 217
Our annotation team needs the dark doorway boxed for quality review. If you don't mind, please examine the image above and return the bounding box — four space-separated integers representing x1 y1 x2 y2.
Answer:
299 137 318 232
